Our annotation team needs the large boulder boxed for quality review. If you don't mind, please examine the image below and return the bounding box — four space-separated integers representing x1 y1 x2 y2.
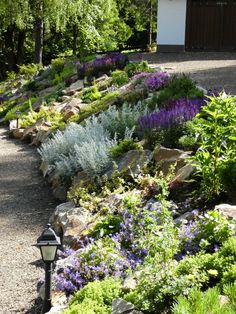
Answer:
153 146 192 175
50 202 92 246
105 149 152 179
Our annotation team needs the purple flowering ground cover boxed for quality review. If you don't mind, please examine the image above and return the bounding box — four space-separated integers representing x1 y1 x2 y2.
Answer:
54 205 149 295
130 71 171 91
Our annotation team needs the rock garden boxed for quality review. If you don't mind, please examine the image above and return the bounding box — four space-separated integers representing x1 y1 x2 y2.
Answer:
0 53 236 314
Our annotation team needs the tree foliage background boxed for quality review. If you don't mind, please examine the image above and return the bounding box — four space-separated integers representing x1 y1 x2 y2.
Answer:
0 0 157 80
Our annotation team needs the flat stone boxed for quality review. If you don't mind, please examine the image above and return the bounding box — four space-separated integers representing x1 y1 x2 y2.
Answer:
174 163 195 182
105 149 153 179
32 98 43 111
215 204 236 221
31 127 51 146
40 160 50 177
22 118 45 140
72 170 92 188
38 86 56 98
62 79 84 96
153 146 191 175
99 194 124 213
174 210 199 225
63 107 80 120
111 298 134 314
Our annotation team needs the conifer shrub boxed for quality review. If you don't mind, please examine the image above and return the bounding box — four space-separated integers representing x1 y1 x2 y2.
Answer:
63 278 123 314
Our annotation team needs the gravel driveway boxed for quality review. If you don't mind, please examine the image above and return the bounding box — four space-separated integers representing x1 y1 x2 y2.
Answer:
0 127 58 314
130 52 236 94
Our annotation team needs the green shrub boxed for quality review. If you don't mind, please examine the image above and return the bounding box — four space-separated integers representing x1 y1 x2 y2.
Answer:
110 139 142 159
18 63 40 77
53 64 76 85
6 71 16 81
20 105 65 130
172 286 236 314
191 94 236 198
111 70 129 87
88 214 122 239
218 159 236 200
124 60 151 77
4 97 37 122
177 237 236 289
81 85 101 103
0 100 17 118
125 260 194 313
70 91 120 123
155 74 203 108
64 278 122 314
51 57 65 74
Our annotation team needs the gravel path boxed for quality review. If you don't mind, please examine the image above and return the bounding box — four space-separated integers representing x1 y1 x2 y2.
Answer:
130 52 236 94
0 127 58 314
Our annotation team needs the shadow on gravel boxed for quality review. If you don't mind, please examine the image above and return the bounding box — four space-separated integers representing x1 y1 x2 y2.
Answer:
0 127 59 229
25 297 42 314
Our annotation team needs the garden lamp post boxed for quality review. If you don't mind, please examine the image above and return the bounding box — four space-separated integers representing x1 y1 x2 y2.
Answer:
36 224 61 314
15 109 21 128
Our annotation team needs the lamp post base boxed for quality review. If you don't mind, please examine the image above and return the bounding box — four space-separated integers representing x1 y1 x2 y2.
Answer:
41 262 52 314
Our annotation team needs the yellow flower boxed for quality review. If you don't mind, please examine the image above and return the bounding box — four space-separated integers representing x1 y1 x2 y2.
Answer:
186 274 195 280
207 269 218 276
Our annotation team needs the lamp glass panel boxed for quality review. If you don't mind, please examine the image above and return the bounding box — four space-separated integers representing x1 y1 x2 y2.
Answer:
41 245 57 262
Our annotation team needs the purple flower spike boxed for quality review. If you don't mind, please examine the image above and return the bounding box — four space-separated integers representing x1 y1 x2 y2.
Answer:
139 97 205 130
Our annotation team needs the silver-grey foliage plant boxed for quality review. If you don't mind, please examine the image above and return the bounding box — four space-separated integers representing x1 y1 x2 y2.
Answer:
38 102 148 179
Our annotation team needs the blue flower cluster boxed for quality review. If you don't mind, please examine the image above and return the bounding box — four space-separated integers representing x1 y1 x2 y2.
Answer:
55 209 147 295
139 97 205 130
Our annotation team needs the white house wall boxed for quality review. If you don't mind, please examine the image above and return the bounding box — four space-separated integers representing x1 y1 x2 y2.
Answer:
157 0 187 51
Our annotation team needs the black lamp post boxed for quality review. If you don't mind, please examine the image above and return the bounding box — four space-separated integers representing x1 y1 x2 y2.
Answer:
15 109 21 128
36 224 61 314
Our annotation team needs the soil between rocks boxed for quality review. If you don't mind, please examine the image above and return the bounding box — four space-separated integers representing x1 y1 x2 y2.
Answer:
130 51 236 94
0 127 58 314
